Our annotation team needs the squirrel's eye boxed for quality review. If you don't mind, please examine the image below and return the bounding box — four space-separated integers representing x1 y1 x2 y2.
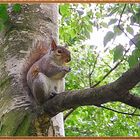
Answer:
57 50 62 53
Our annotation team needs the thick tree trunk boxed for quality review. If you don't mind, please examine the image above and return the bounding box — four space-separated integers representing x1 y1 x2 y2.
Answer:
0 4 64 136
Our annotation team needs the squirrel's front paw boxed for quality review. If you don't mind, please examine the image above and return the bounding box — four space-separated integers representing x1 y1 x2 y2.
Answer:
49 92 58 99
63 67 71 72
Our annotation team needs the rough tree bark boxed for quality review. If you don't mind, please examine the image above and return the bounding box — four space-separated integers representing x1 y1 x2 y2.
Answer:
0 4 64 136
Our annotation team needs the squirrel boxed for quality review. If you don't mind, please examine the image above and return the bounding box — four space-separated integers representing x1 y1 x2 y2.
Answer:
22 37 71 105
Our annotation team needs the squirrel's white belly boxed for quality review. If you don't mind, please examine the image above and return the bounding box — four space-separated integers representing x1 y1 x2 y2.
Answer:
46 76 65 93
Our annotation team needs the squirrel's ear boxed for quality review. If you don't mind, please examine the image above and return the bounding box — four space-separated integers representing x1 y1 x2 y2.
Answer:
51 38 57 51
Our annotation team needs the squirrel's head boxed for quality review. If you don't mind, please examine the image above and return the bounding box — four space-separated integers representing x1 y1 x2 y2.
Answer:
51 39 71 65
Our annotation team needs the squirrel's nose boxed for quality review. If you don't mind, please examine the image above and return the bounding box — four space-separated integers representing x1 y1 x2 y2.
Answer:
66 56 71 62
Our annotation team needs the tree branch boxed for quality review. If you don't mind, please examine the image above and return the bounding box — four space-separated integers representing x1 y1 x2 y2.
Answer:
118 92 140 108
100 105 140 117
43 62 140 117
118 4 127 25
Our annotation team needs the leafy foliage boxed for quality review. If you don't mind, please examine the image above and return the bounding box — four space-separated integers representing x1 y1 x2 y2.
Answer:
59 3 140 136
103 31 115 46
59 4 93 45
13 4 21 13
0 4 21 31
113 44 124 62
0 4 8 31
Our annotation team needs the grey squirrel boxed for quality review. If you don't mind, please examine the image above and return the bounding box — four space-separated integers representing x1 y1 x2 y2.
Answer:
23 37 71 105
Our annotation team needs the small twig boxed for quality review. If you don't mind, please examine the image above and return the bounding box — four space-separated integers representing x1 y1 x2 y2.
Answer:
118 4 127 25
118 25 137 47
92 46 130 88
130 4 135 15
102 59 112 69
100 105 140 117
91 60 122 88
132 108 137 115
88 53 99 87
64 108 77 121
118 4 137 47
64 104 140 121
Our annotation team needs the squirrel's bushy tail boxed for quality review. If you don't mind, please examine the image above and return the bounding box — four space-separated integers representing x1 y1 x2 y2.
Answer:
21 38 50 97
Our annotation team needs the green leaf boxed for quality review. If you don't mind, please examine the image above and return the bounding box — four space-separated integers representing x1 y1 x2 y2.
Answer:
0 4 8 23
95 12 102 18
0 22 4 31
132 49 140 58
103 31 115 46
69 29 76 38
85 30 90 39
86 24 93 32
59 4 70 17
130 34 140 46
136 40 140 49
128 54 139 68
108 19 118 25
108 6 119 16
135 13 140 24
13 4 21 13
0 4 7 11
114 25 122 36
101 22 108 28
126 25 134 35
113 45 124 62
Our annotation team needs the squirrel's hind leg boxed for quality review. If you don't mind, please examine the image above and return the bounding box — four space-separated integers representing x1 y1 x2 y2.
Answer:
32 72 52 104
